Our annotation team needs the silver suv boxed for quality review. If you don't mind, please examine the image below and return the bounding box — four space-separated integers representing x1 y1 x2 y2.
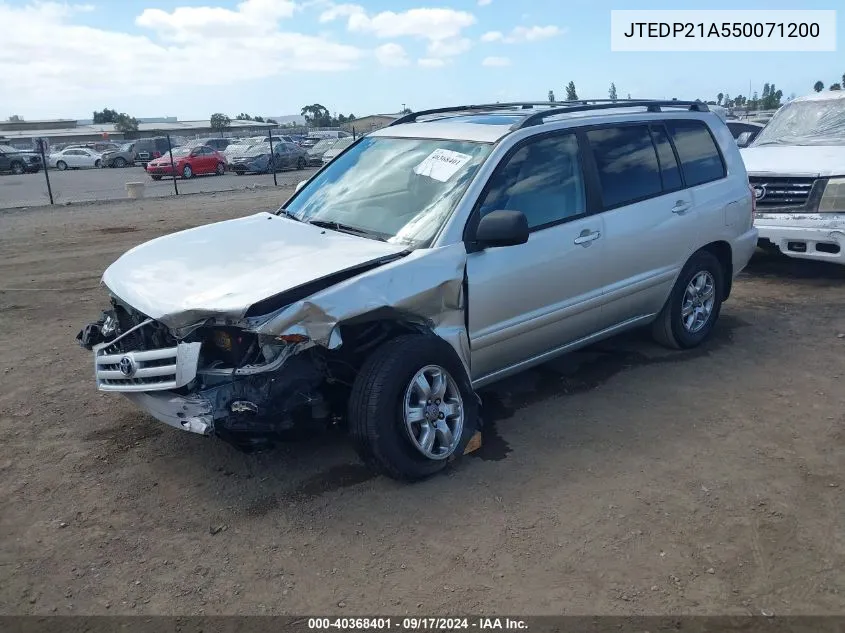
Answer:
77 100 757 480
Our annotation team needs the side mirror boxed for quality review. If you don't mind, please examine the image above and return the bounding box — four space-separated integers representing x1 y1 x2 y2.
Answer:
474 210 529 248
295 180 306 192
736 131 753 147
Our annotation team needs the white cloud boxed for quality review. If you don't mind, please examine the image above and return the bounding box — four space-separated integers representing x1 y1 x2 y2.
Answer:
318 3 364 23
426 37 472 58
482 56 511 67
348 8 476 41
0 0 364 116
418 58 447 68
374 42 410 67
480 24 562 44
478 0 492 5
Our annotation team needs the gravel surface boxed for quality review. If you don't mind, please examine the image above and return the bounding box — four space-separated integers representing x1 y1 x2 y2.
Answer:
1 190 843 615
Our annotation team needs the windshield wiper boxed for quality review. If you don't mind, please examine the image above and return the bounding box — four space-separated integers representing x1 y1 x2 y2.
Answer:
307 219 387 241
276 208 301 221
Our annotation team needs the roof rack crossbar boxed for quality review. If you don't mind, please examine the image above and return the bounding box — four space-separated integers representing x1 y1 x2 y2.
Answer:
387 101 619 127
512 100 709 130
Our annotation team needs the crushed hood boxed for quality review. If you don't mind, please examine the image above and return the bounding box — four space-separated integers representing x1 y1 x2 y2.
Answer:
102 212 408 328
741 145 845 178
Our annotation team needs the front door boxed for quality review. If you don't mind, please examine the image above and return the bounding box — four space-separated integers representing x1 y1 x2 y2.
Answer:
465 131 611 383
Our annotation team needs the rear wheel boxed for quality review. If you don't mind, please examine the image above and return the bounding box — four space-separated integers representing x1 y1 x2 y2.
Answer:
10 161 24 175
349 334 478 481
56 160 67 171
215 162 225 176
652 250 724 350
151 175 162 181
182 164 193 179
114 157 127 168
94 159 101 168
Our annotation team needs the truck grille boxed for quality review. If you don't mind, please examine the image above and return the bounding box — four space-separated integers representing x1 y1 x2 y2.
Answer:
749 176 816 208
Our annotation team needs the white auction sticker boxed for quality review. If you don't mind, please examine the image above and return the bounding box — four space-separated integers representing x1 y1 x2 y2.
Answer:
413 149 473 182
610 10 836 52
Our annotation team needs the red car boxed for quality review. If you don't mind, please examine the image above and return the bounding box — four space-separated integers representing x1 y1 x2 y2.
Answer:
145 145 227 180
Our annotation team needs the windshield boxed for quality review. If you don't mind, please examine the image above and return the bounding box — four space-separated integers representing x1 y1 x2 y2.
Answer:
119 143 133 151
751 98 845 146
167 147 191 157
0 144 20 153
282 136 492 248
327 138 354 152
244 143 271 156
309 139 337 153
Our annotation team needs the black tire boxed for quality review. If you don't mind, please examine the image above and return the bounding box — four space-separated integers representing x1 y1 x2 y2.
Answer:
348 333 479 481
652 250 724 350
215 162 225 176
94 159 101 168
56 160 67 171
10 161 25 175
182 164 193 179
151 175 162 181
114 157 127 168
296 157 306 170
235 170 244 176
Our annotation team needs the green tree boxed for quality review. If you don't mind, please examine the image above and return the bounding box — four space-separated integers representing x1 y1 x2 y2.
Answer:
266 118 278 124
8 114 23 122
236 113 252 120
300 104 331 127
348 114 356 121
717 92 724 105
761 83 783 109
93 108 119 124
831 83 842 91
814 81 825 92
254 115 265 123
609 83 618 100
114 113 139 133
565 81 578 101
210 113 231 134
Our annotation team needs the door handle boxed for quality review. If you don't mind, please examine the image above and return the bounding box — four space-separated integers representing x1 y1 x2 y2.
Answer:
573 230 601 246
672 200 691 214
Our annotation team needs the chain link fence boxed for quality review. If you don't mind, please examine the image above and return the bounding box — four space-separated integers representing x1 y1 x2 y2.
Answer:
0 126 360 210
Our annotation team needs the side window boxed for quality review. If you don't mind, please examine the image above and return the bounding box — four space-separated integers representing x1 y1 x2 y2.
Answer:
478 133 586 230
665 120 726 187
586 125 662 209
649 124 683 192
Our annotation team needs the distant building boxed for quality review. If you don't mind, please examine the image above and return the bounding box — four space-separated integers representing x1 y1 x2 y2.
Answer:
0 118 271 146
341 114 401 134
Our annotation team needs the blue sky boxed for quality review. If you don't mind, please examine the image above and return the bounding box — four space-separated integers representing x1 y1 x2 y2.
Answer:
1 0 842 120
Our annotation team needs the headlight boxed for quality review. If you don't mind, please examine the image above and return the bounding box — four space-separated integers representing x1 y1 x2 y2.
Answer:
819 178 845 212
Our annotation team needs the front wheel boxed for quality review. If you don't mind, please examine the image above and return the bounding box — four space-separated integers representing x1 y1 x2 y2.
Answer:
296 157 306 170
182 164 193 179
652 250 724 350
10 161 25 175
94 159 101 168
349 334 478 481
114 157 127 168
56 161 68 171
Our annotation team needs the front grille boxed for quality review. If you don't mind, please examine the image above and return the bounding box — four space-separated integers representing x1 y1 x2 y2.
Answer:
749 176 816 208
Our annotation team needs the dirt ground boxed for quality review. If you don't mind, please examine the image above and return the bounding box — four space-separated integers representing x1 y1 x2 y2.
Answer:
1 191 843 616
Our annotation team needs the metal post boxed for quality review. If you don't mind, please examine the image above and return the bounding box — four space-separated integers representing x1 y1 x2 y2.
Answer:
166 133 178 195
268 127 277 186
38 139 54 205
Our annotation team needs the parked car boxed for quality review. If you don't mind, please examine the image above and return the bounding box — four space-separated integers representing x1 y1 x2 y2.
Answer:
183 137 233 152
133 137 180 167
145 145 226 180
76 100 756 480
726 120 765 147
48 147 102 170
230 142 307 174
741 90 845 265
100 142 137 168
0 144 42 174
306 138 338 165
320 137 354 165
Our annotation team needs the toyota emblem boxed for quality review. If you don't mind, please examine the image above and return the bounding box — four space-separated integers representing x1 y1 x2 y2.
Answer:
753 185 766 201
119 356 136 377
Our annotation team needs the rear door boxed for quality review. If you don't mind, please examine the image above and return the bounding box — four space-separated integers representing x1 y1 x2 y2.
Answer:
585 122 698 324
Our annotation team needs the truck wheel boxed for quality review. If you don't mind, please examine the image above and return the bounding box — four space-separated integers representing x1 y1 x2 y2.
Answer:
652 250 724 350
349 333 478 481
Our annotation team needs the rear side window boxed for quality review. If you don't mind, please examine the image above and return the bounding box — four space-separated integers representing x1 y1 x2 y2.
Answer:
649 125 683 192
587 125 662 208
665 120 726 187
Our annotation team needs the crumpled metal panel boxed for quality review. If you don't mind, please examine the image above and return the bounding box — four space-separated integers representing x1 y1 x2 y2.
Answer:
253 243 471 372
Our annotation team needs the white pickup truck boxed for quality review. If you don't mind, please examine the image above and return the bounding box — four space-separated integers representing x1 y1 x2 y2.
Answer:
741 91 845 265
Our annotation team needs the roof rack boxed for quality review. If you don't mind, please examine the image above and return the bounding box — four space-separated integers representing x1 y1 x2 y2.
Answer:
387 99 710 129
512 100 709 130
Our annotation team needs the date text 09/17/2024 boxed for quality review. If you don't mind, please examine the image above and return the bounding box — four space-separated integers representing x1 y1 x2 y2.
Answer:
306 617 529 630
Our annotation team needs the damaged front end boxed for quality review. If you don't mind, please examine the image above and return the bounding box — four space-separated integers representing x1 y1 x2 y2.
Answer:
77 242 470 451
